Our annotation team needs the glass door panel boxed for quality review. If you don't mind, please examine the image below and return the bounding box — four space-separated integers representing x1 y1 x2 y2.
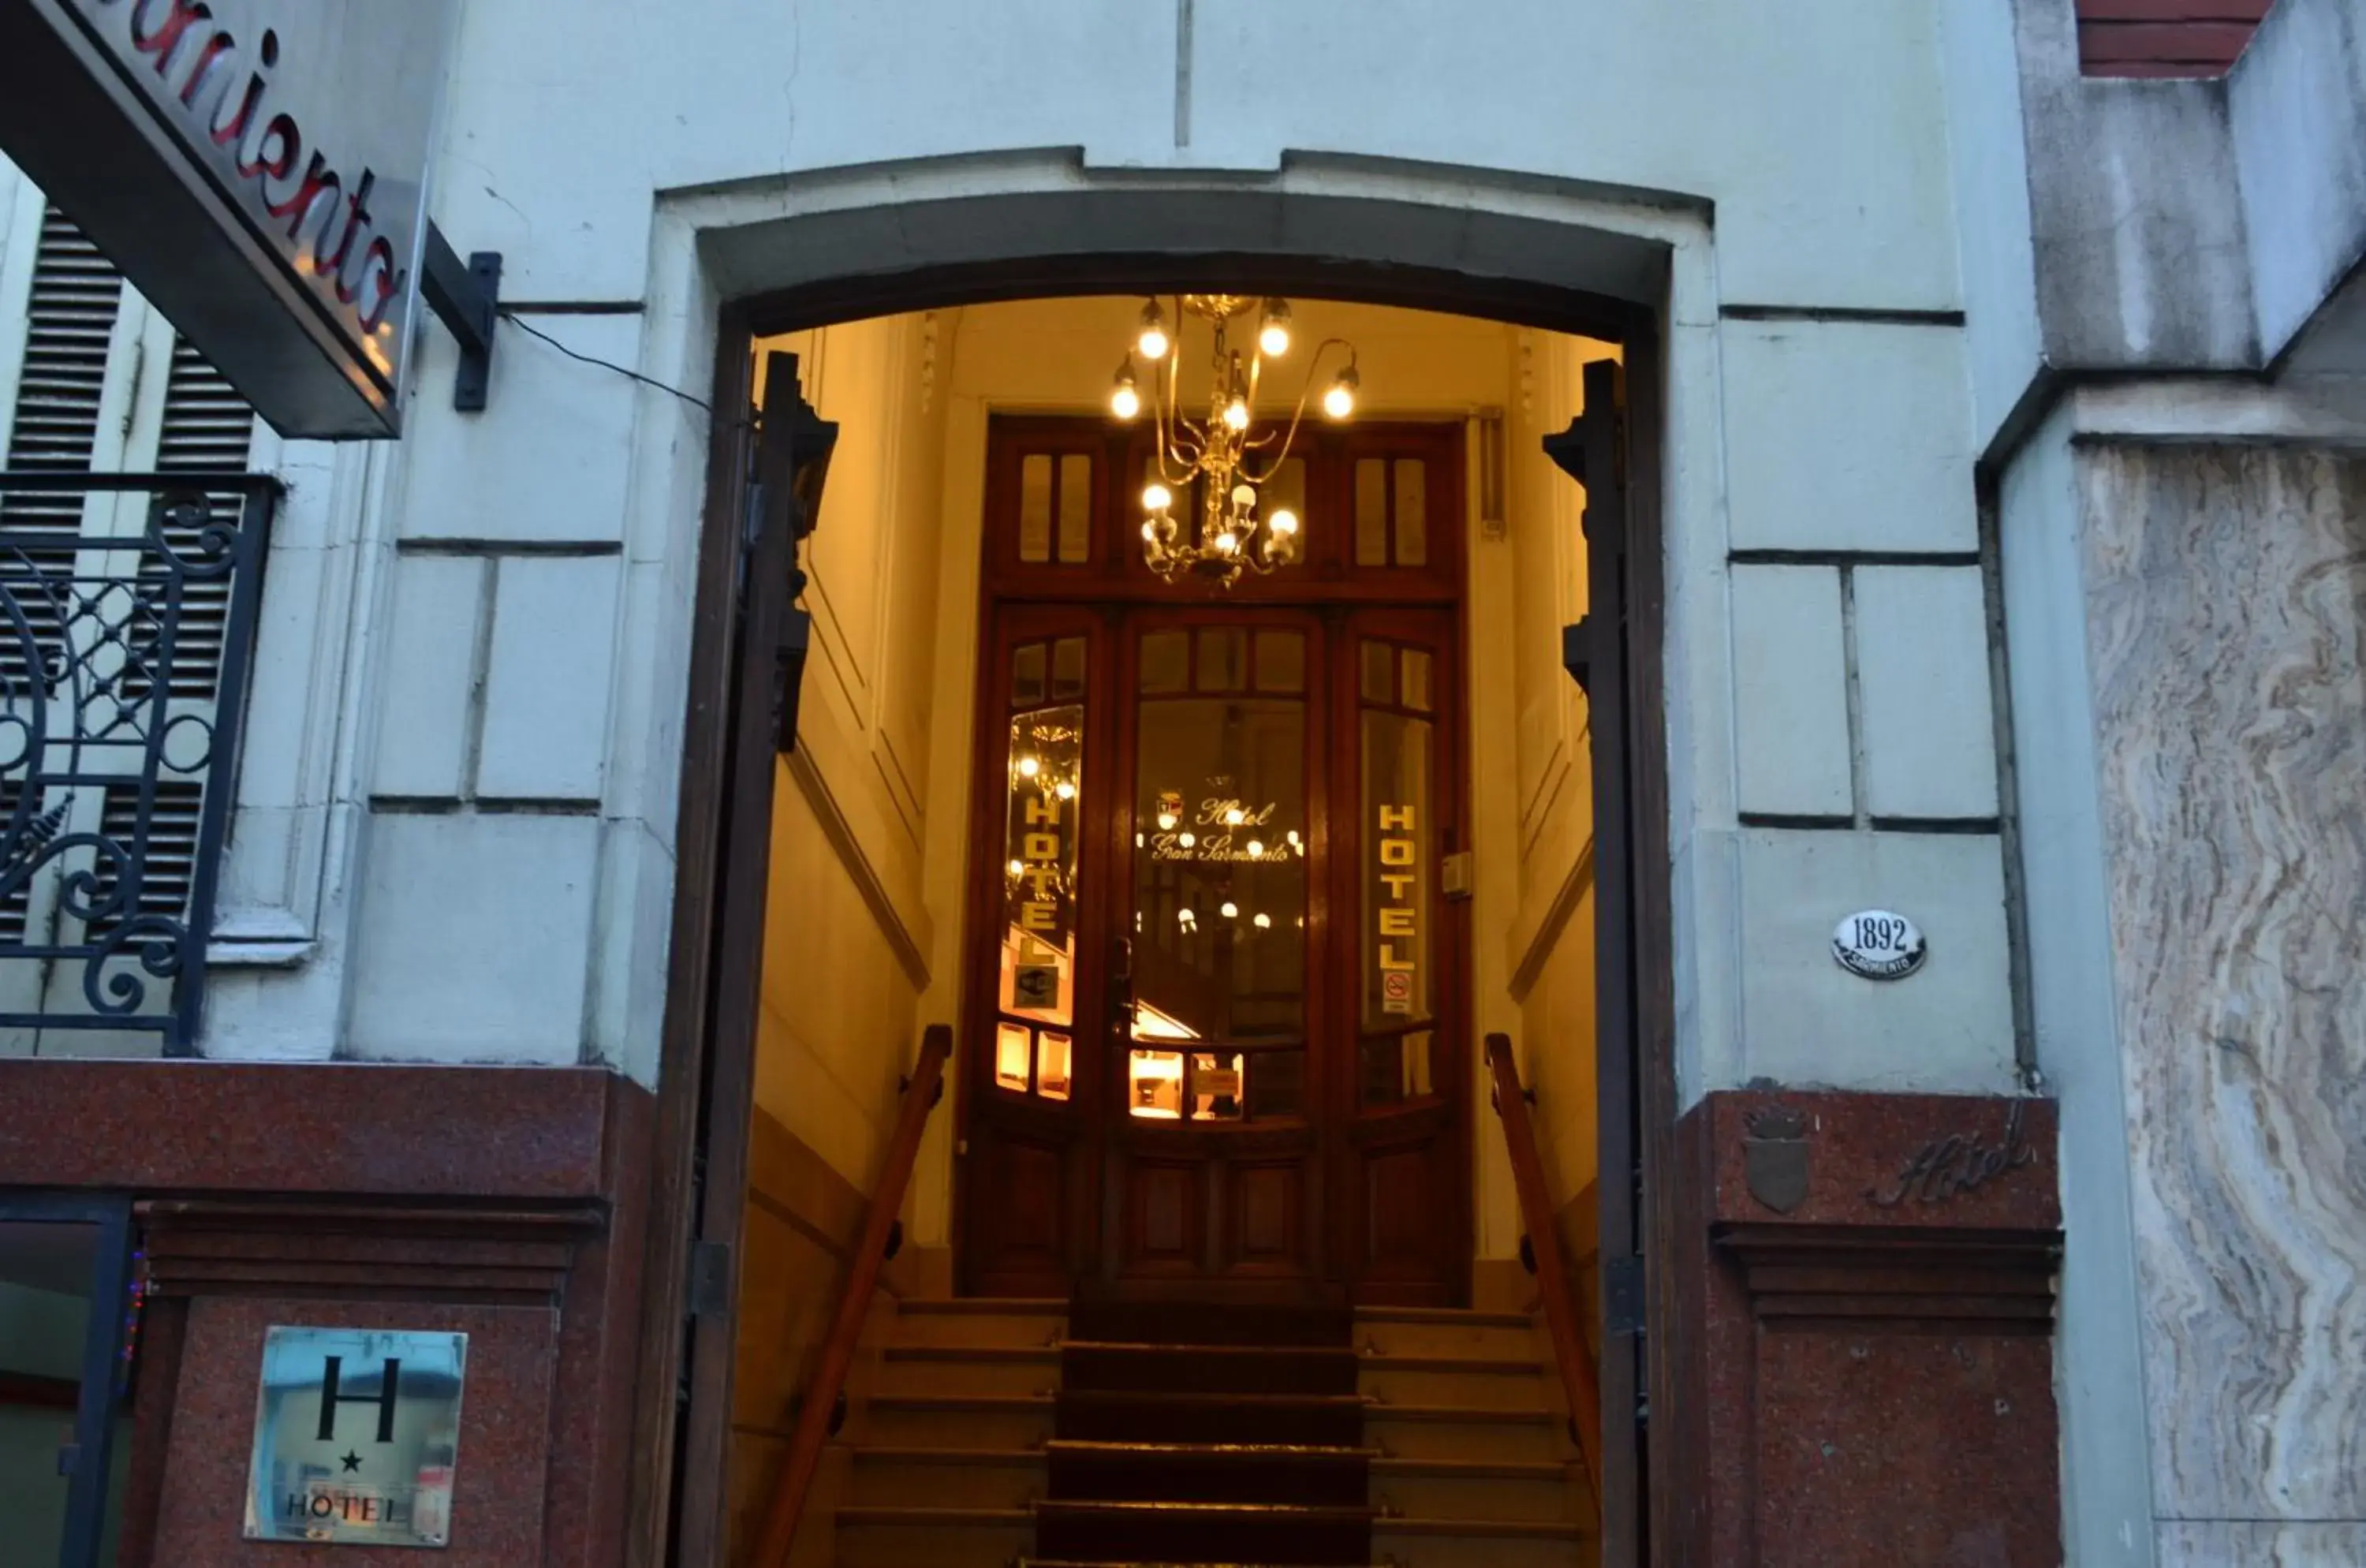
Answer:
994 636 1088 1101
1129 624 1309 1126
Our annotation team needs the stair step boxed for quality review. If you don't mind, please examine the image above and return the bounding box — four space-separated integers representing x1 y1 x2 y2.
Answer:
1037 1499 1375 1566
864 1391 1055 1447
1365 1402 1578 1464
1064 1339 1360 1396
1359 1353 1550 1410
1371 1454 1593 1526
1069 1299 1354 1347
849 1446 1045 1509
894 1297 1067 1348
1048 1438 1371 1506
1374 1514 1598 1568
880 1342 1062 1396
834 1504 1034 1568
1058 1389 1365 1447
1353 1307 1541 1360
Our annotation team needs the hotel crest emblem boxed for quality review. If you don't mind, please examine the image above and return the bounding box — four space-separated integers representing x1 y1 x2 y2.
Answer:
1742 1105 1811 1214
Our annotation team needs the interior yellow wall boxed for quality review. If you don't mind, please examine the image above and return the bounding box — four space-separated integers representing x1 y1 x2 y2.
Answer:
747 311 956 1183
731 312 956 1564
1502 333 1616 1230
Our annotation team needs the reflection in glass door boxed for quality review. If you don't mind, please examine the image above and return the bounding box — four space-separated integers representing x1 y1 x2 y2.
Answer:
1107 618 1326 1286
1127 624 1309 1126
0 1197 134 1568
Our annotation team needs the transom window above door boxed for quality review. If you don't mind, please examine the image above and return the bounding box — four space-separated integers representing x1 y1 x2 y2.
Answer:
983 417 1462 595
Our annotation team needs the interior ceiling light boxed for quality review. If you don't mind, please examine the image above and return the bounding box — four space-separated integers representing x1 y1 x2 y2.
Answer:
1111 294 1361 587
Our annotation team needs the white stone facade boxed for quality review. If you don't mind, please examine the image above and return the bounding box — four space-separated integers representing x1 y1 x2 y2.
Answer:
0 0 2020 1104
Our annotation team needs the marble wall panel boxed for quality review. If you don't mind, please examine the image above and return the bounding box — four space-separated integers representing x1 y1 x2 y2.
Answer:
2078 444 2366 1527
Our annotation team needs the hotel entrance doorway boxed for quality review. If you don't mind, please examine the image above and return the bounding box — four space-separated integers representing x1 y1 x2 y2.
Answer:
958 416 1472 1304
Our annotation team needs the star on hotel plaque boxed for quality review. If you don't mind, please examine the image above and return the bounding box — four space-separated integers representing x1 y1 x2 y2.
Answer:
243 1327 467 1547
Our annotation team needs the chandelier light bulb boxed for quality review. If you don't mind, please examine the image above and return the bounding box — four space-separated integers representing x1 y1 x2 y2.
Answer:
1142 482 1173 513
1110 357 1140 420
1268 508 1298 537
1246 839 1264 857
1222 397 1250 431
1253 912 1272 928
1007 859 1024 875
1178 831 1196 848
1220 902 1239 920
1141 519 1158 542
1017 756 1039 778
1258 298 1293 357
1323 363 1360 421
1136 298 1170 361
1157 810 1179 831
1224 807 1246 825
1055 780 1075 800
1214 530 1238 556
1230 483 1256 510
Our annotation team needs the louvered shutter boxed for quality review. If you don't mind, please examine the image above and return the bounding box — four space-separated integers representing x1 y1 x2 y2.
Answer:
0 203 256 1050
0 207 123 962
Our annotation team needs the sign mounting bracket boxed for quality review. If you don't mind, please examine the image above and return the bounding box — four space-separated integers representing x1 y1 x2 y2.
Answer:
420 223 502 413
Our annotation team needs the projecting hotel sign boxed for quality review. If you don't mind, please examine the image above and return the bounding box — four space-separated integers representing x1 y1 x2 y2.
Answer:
244 1327 468 1547
0 0 456 438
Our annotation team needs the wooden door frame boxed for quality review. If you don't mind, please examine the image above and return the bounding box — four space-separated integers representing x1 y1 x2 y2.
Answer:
631 263 1674 1568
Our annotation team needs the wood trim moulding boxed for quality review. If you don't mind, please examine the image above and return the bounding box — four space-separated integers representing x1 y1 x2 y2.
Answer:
136 1198 608 1303
784 743 932 988
1711 1223 2062 1330
1506 833 1595 1003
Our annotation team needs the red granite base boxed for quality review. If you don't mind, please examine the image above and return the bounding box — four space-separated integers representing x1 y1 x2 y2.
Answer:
1663 1090 2063 1568
0 1060 652 1568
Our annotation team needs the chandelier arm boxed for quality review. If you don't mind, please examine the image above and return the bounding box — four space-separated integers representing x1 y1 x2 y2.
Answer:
1151 298 1196 485
1248 336 1354 483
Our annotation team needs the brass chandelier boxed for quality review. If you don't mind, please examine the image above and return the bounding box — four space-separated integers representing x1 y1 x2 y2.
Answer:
1109 295 1360 586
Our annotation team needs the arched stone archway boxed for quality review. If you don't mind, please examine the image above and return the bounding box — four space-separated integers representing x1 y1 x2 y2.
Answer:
625 150 1710 1568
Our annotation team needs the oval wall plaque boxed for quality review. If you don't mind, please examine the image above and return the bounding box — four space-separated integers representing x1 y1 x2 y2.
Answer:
1832 910 1926 980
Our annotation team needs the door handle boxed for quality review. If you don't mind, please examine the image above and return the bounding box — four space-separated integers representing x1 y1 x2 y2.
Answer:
1109 936 1134 1039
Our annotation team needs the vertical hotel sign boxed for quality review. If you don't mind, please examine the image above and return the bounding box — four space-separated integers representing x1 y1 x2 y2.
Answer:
0 0 455 438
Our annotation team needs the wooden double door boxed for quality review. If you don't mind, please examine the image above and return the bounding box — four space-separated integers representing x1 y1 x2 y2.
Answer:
961 595 1468 1304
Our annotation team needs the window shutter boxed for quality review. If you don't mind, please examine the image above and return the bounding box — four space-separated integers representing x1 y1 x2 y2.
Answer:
128 333 256 924
0 206 121 512
0 202 257 1043
0 207 127 948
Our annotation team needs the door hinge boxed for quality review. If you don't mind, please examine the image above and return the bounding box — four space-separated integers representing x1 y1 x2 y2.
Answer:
686 1239 732 1320
1603 1254 1646 1338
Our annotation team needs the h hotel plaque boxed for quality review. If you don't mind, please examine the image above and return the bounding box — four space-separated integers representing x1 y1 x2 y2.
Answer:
244 1327 467 1547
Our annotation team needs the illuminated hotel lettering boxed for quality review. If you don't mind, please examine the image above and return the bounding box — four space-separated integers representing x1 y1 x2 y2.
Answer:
1377 804 1416 1013
1019 793 1063 932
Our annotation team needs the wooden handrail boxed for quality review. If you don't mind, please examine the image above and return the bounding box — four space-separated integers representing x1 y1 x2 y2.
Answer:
751 1023 952 1568
1484 1032 1603 1495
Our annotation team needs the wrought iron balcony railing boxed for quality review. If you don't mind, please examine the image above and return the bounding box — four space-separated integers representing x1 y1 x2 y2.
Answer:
0 471 277 1055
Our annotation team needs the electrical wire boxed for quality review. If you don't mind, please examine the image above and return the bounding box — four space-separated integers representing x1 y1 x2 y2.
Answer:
495 308 747 425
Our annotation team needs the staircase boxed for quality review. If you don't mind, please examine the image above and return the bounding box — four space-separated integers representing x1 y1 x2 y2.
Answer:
831 1296 1599 1568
